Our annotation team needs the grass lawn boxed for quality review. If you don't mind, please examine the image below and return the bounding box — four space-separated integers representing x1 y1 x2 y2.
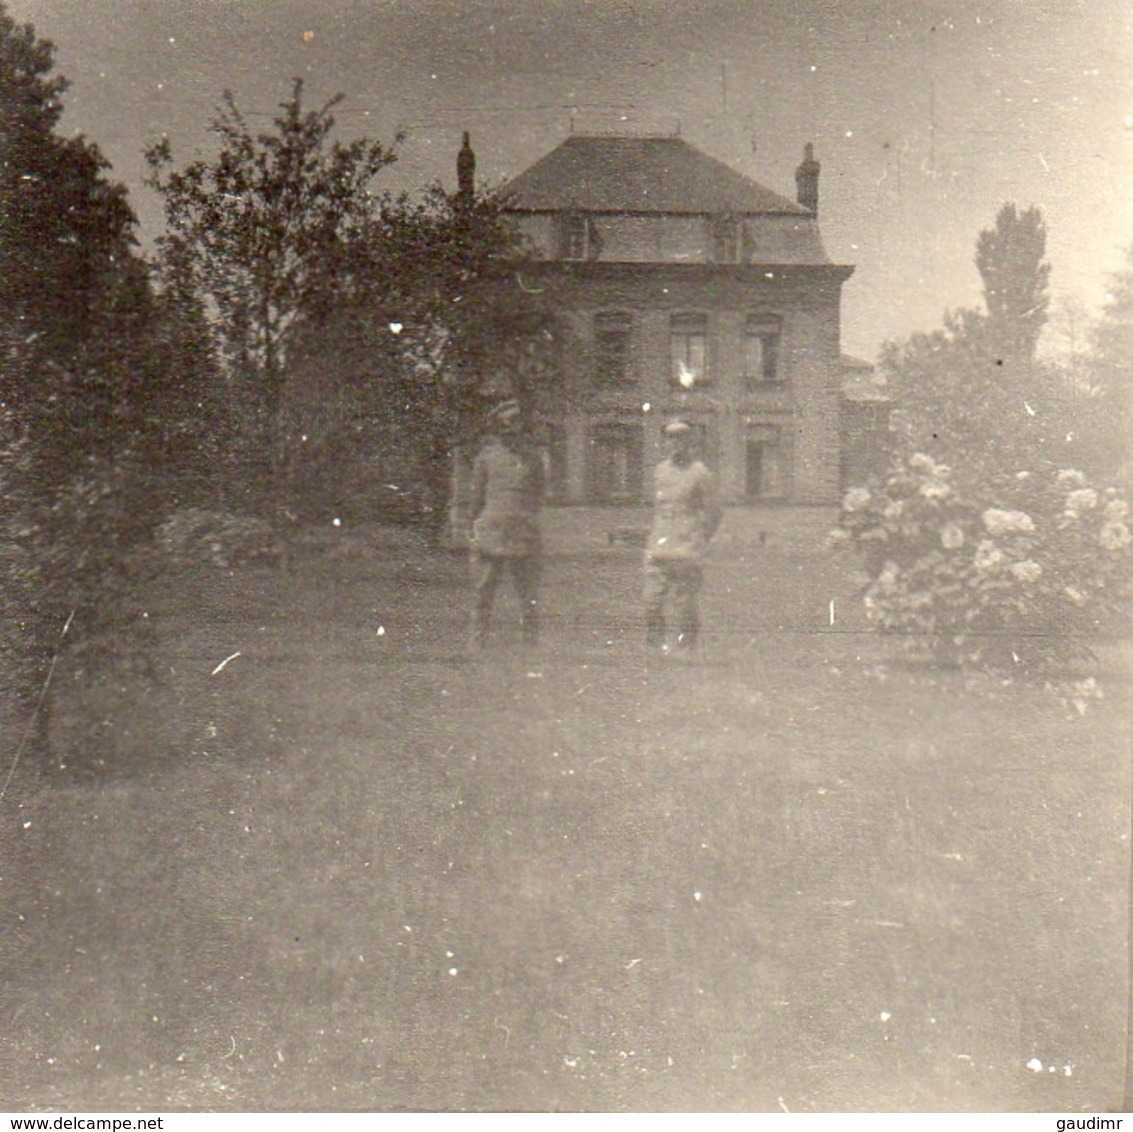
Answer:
1 509 1129 1112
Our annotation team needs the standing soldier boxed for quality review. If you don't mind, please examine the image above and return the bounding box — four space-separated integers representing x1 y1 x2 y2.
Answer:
467 399 546 649
643 419 722 657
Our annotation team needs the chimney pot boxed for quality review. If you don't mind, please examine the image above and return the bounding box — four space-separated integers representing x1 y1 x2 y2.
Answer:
795 142 820 215
457 131 475 200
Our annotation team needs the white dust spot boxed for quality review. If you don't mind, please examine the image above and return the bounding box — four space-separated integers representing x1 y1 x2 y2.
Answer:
1026 1057 1043 1072
377 626 385 636
879 1011 891 1022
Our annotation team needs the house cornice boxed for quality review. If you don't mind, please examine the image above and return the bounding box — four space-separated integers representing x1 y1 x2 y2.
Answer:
511 261 855 282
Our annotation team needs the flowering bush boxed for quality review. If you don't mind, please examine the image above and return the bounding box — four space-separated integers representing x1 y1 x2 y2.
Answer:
834 454 1132 671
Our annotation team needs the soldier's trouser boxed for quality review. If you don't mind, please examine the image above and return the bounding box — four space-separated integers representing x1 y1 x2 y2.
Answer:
643 558 703 650
470 551 542 643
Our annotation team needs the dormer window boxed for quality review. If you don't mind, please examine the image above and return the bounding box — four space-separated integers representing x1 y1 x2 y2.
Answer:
559 212 590 260
712 216 741 264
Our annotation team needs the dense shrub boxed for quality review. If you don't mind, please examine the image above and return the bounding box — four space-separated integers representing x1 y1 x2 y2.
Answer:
155 507 289 569
833 452 1132 673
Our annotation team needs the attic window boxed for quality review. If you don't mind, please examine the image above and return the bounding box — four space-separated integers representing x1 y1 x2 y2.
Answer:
559 213 590 260
712 216 741 264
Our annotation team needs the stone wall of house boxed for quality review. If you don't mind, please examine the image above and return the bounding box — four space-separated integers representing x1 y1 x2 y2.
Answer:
527 265 848 506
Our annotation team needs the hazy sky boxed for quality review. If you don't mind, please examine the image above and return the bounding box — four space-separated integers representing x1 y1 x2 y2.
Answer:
9 0 1133 359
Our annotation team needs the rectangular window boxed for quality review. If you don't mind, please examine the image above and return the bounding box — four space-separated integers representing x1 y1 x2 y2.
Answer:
559 213 589 260
744 314 782 385
670 313 709 388
713 217 741 264
587 423 644 504
745 424 783 499
593 312 634 385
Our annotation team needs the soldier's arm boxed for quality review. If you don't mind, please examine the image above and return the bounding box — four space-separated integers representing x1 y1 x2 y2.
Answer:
702 468 723 540
531 445 546 504
469 453 489 522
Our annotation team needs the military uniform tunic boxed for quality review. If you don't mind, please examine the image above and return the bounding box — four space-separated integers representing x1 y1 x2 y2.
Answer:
646 457 720 563
469 437 544 557
643 456 721 653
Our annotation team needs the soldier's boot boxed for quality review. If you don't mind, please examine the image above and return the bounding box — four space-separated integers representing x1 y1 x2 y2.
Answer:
469 606 491 653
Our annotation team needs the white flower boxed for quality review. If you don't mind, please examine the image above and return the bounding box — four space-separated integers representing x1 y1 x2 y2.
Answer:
1064 488 1098 516
1009 559 1042 583
973 539 1006 573
940 522 965 550
1056 468 1088 488
842 487 871 513
1104 499 1129 521
1099 521 1132 551
877 561 900 589
981 508 1035 536
919 480 952 501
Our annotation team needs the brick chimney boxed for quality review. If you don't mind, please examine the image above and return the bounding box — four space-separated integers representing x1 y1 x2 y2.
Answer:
795 142 820 215
457 131 475 201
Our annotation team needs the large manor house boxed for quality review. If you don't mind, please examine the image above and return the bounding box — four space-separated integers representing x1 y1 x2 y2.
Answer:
457 131 889 509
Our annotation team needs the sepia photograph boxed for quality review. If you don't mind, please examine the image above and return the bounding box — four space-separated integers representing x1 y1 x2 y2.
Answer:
1 0 1130 1114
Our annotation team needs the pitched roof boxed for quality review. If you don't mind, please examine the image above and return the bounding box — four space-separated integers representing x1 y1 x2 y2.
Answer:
500 135 810 215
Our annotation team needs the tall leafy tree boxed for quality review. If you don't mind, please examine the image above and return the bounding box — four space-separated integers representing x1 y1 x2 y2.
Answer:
0 2 139 394
884 203 1058 485
0 3 167 746
975 202 1050 371
1080 245 1133 485
277 183 558 525
145 79 400 416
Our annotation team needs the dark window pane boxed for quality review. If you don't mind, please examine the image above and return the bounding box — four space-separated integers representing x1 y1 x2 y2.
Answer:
594 312 634 384
670 314 708 387
745 314 782 384
587 423 644 503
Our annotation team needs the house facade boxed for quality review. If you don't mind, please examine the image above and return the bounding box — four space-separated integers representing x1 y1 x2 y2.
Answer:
462 133 863 509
